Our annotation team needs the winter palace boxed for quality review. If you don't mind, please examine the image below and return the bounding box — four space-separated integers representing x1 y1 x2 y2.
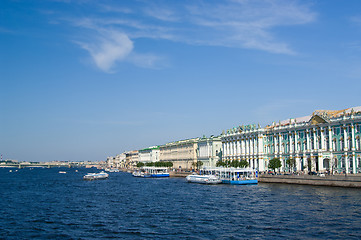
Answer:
221 106 361 174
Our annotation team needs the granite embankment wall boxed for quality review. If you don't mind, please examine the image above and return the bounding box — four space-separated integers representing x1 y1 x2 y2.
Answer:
169 171 191 178
259 174 361 188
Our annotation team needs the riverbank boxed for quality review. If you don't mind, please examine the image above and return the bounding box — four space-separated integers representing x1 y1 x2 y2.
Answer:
259 174 361 188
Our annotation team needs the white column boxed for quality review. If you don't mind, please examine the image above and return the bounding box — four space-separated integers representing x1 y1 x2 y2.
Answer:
294 131 298 153
246 138 249 156
226 141 230 157
329 127 333 151
345 153 349 173
320 128 325 151
279 134 282 154
313 128 317 151
258 135 264 154
237 139 241 158
343 126 349 173
296 156 301 171
306 130 310 152
289 132 293 154
343 125 348 152
250 137 254 155
241 139 245 157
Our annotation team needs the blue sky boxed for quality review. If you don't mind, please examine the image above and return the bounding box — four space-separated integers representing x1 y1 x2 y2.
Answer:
1 0 361 162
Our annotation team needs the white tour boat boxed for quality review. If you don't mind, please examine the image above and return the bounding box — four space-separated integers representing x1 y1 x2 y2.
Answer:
83 171 109 180
132 167 169 178
203 167 258 185
186 173 222 184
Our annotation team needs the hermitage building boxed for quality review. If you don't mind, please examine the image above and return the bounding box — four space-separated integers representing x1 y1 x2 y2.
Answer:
221 106 361 174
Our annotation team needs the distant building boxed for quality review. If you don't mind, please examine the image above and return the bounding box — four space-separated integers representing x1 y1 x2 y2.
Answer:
159 138 199 170
125 150 139 169
197 135 222 168
106 153 126 168
138 146 160 163
221 106 361 174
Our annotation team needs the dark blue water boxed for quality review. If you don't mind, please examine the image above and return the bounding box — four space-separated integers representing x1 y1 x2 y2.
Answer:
1 168 361 239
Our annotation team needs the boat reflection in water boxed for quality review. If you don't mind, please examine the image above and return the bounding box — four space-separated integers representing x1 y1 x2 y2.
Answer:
186 173 222 184
83 171 109 180
132 167 169 178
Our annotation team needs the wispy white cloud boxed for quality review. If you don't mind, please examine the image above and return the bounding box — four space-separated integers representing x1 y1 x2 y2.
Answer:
181 0 315 54
143 6 179 22
128 53 168 69
58 0 316 71
76 30 133 73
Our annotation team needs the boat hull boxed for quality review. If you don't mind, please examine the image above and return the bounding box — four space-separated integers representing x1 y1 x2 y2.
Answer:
221 179 258 185
133 173 169 178
83 172 109 180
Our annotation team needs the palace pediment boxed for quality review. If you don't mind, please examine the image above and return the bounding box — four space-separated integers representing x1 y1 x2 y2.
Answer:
309 114 329 125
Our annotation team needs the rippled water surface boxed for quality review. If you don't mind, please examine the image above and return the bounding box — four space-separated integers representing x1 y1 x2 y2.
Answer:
1 167 361 239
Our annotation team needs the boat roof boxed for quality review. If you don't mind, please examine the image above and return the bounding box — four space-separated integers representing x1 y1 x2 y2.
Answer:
203 167 255 172
142 167 168 170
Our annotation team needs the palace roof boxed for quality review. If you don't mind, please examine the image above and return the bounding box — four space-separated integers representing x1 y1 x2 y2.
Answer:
266 106 361 129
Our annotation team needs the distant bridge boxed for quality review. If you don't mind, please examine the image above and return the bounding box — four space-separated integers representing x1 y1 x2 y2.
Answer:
0 162 85 169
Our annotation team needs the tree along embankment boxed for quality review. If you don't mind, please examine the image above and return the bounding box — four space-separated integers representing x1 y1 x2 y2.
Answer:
259 174 361 188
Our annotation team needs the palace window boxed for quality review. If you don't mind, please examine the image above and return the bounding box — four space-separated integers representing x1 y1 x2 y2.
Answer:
340 139 344 151
341 157 345 168
336 127 341 135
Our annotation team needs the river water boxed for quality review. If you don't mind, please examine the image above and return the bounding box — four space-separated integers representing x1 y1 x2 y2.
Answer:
1 167 361 239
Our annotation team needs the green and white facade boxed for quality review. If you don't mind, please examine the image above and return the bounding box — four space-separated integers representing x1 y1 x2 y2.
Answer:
221 106 361 174
138 146 160 163
197 135 222 168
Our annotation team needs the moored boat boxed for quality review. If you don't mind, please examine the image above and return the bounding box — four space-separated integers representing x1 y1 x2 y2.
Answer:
83 171 109 180
186 174 222 184
132 167 169 178
203 167 258 185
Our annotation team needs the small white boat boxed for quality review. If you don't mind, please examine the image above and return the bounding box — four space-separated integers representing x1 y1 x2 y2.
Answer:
83 171 109 180
59 171 67 174
203 167 258 185
107 168 120 172
186 174 222 184
132 167 170 178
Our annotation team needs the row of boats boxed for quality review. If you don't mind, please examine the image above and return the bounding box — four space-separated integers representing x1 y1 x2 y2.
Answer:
82 167 258 185
132 167 258 185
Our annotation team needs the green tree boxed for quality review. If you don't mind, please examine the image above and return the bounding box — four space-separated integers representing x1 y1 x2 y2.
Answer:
268 158 282 172
286 158 296 172
239 160 249 168
216 160 225 167
136 162 145 168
